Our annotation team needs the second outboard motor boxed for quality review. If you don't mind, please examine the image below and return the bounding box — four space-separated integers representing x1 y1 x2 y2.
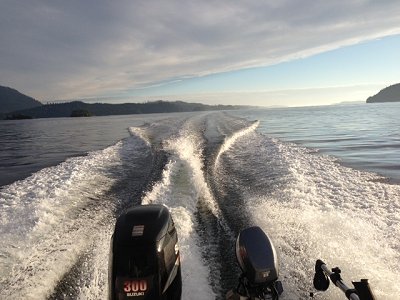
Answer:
109 205 181 300
227 226 283 300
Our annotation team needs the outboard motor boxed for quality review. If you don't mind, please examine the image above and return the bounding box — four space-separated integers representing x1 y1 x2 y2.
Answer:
109 205 181 300
227 226 283 300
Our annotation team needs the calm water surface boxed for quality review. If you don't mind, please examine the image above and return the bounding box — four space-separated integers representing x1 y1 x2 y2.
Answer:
234 102 400 182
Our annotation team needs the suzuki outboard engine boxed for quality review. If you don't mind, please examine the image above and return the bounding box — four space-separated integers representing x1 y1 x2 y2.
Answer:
227 226 283 300
109 205 181 300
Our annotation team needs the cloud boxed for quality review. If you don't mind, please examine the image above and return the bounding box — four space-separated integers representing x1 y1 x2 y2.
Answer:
1 0 400 101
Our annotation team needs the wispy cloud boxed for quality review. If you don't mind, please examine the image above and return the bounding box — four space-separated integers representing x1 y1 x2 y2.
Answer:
1 0 400 101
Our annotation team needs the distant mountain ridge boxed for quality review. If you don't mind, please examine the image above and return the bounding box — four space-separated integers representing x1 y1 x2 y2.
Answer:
1 86 248 119
0 86 42 114
11 100 245 119
366 83 400 103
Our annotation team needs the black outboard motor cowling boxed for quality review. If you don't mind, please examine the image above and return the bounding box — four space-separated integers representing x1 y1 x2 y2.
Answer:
231 226 283 299
236 226 279 285
109 205 181 300
226 226 283 299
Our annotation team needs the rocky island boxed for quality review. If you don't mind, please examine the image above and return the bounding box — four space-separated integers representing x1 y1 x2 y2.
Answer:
366 83 400 103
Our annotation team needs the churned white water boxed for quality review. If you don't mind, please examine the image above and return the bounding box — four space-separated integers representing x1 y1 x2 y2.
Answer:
141 128 219 299
0 142 123 298
221 130 400 299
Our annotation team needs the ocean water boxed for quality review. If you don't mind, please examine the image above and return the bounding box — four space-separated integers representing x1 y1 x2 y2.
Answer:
234 103 400 183
0 104 399 299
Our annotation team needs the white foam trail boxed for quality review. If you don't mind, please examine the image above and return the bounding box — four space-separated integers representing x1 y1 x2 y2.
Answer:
142 160 175 206
141 122 241 299
243 139 400 299
0 137 147 299
142 159 216 299
76 224 114 300
163 128 221 219
214 120 259 167
128 126 151 146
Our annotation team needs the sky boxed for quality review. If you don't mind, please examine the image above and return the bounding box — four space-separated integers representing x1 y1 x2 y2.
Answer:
1 0 400 107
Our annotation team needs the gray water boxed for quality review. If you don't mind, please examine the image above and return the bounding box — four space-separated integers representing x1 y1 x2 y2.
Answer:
2 103 400 187
0 105 399 299
234 102 400 182
0 114 167 186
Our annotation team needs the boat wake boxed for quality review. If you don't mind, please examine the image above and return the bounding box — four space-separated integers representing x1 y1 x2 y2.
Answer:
0 111 399 299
